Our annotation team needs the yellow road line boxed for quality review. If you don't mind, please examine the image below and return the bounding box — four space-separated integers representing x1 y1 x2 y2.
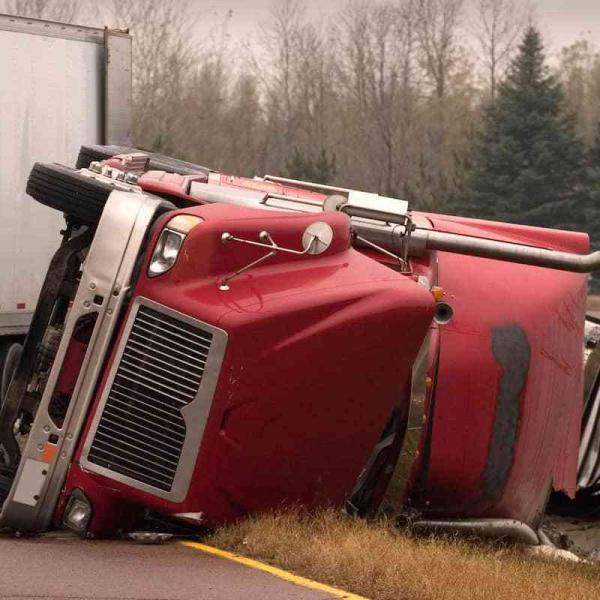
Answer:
180 541 369 600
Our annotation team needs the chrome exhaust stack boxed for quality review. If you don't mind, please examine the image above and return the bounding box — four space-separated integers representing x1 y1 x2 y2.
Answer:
409 228 600 274
191 175 600 274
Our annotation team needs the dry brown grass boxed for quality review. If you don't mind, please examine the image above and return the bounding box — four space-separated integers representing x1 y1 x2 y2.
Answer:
588 295 600 311
209 509 600 600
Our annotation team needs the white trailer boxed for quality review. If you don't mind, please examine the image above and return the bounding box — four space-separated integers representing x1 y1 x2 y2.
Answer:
0 14 131 353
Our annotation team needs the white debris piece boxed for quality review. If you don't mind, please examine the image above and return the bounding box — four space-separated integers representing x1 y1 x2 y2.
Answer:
526 545 582 562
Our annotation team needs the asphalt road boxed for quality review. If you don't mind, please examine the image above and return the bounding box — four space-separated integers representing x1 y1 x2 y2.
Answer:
0 535 338 600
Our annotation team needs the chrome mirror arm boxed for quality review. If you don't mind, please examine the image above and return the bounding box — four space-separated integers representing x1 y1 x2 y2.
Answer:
218 231 317 291
221 231 316 256
219 249 279 291
354 234 406 269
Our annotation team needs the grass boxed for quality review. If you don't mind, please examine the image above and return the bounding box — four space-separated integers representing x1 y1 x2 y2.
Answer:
588 295 600 311
209 509 600 600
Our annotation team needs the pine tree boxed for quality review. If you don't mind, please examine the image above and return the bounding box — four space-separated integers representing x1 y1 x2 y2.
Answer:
470 27 589 232
588 123 600 170
285 147 337 184
586 125 600 291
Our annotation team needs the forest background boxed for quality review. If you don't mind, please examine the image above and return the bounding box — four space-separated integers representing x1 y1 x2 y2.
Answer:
2 0 599 288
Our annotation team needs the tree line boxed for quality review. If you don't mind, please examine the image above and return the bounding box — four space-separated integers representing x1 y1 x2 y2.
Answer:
2 0 599 287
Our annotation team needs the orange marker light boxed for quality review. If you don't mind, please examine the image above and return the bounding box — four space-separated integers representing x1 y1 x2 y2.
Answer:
431 286 445 302
42 442 57 464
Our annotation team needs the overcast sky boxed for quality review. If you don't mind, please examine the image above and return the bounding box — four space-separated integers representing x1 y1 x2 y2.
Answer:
199 0 600 55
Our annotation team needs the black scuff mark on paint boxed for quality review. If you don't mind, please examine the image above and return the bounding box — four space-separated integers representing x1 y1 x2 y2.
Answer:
482 324 530 502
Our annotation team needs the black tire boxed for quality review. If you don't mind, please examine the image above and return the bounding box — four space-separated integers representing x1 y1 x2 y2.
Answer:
76 144 211 176
26 162 115 224
0 343 22 407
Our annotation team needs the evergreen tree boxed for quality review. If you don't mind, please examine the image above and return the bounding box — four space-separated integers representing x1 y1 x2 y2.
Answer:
470 27 589 232
586 125 600 291
588 123 600 169
285 147 336 184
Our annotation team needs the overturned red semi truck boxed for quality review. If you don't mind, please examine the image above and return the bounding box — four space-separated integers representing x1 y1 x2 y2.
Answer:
0 145 598 542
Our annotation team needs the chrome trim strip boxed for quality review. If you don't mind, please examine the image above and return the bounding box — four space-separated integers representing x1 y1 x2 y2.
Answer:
80 297 228 503
379 331 431 514
0 191 171 532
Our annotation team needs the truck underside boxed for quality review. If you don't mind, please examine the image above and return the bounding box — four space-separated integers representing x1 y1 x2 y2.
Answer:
0 146 598 541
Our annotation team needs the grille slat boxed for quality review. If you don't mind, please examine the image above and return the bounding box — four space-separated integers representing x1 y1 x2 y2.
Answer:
110 384 188 423
89 447 175 487
115 371 194 403
88 304 213 492
131 324 209 357
121 349 202 384
125 339 206 373
109 389 187 431
135 313 212 343
98 414 183 455
119 358 199 393
136 315 213 347
105 403 186 442
128 332 207 366
94 429 180 468
91 437 178 477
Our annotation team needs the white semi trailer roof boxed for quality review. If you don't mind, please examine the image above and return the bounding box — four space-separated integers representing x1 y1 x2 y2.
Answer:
0 14 131 336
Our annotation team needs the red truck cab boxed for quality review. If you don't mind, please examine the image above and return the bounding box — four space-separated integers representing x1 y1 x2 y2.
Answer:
0 148 596 541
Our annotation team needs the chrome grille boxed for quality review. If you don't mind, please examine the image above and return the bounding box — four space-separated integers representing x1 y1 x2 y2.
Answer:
87 305 213 492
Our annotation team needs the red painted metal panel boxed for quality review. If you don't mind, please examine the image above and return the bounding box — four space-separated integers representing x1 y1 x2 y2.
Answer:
60 204 435 534
412 214 588 526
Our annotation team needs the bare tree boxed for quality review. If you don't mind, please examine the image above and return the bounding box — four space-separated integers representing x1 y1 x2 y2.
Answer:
108 0 199 156
336 1 420 197
0 0 498 213
410 0 477 210
259 0 306 163
559 39 600 147
415 0 464 99
221 72 265 174
181 45 231 168
0 0 82 22
258 0 338 177
472 0 528 99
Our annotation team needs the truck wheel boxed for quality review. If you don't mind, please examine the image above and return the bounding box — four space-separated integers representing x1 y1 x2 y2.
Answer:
0 343 22 407
76 145 211 176
26 162 115 225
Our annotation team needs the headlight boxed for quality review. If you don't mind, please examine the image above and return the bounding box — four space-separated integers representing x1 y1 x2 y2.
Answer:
62 489 92 535
148 215 203 277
